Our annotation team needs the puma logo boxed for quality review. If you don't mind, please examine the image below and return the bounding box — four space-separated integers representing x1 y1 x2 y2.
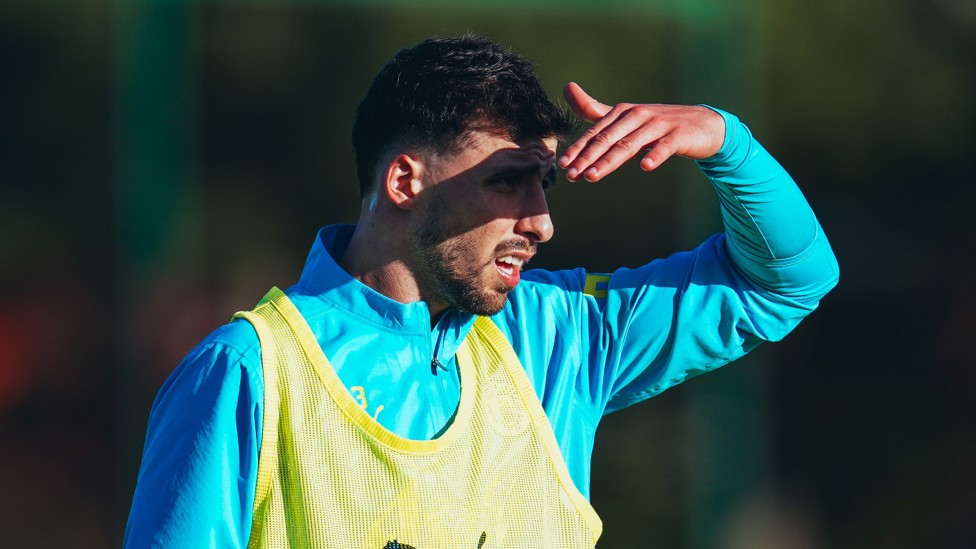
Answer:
382 531 487 548
382 541 416 549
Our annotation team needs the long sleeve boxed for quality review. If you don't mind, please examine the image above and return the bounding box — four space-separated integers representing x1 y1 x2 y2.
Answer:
699 107 840 301
123 322 263 549
598 108 838 408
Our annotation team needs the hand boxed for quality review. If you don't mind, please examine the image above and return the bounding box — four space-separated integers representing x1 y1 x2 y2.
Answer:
558 82 726 182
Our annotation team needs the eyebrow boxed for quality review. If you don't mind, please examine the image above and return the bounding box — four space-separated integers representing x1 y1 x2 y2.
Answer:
489 163 557 188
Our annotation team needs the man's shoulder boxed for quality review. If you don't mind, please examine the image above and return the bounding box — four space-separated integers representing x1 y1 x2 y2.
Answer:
495 267 590 335
517 267 586 294
147 316 265 424
173 317 262 383
517 266 630 304
207 317 261 358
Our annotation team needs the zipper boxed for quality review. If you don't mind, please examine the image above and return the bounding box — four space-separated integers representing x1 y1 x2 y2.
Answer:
430 317 449 375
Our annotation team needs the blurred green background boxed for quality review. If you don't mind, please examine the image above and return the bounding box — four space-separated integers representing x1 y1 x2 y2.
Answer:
2 0 975 547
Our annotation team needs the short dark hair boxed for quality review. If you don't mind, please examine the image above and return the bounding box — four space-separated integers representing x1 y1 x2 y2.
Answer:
351 35 577 198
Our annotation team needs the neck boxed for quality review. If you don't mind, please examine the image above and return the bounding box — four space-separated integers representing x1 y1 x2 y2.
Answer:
339 212 449 324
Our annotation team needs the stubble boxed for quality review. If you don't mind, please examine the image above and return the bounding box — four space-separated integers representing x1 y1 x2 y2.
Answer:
410 192 513 316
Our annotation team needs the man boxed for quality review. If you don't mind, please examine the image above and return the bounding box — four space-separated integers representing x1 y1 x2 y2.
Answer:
125 35 838 548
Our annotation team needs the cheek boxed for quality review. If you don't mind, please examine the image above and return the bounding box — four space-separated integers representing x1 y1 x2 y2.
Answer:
430 189 521 247
471 195 524 232
466 218 513 247
439 223 508 271
451 205 515 241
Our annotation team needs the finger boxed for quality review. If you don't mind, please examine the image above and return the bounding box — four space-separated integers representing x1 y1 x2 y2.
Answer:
559 104 626 173
563 82 611 122
639 132 679 172
564 108 657 181
578 121 671 182
558 83 618 171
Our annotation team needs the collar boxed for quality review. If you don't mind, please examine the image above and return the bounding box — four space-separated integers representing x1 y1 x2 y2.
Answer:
291 224 475 338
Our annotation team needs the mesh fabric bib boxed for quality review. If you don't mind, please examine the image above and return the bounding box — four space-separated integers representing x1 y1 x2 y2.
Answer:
234 287 601 548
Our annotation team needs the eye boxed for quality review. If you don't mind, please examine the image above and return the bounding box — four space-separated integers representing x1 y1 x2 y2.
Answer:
490 175 521 192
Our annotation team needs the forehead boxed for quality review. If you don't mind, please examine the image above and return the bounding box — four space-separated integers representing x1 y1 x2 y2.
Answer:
447 131 557 172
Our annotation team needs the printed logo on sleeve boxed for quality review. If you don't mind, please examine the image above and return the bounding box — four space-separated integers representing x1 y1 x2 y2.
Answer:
583 274 611 299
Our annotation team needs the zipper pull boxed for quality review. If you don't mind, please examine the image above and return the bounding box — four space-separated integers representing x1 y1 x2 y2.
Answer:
431 357 447 375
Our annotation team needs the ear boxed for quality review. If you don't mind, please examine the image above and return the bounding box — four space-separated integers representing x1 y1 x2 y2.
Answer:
383 154 427 211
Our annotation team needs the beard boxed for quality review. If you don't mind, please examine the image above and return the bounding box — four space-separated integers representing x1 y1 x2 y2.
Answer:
410 193 523 316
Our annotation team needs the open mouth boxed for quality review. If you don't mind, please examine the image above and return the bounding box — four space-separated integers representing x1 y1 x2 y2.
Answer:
494 255 526 287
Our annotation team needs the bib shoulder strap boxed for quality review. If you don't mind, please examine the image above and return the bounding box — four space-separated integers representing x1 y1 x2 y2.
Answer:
231 287 291 549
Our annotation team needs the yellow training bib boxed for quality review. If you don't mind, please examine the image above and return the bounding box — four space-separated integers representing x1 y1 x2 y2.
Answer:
235 287 601 548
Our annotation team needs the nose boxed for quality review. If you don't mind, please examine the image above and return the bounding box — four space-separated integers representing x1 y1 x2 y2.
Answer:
515 189 554 243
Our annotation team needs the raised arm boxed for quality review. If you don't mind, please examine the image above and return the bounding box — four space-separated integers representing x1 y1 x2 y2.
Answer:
559 82 838 300
544 83 839 410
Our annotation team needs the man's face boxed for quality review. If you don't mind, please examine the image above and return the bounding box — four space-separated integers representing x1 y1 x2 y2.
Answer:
409 132 558 316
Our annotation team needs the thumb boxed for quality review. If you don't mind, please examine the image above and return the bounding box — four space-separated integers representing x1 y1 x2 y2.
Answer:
563 82 612 122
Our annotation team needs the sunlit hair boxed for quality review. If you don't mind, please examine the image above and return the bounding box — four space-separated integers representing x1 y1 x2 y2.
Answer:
351 34 577 198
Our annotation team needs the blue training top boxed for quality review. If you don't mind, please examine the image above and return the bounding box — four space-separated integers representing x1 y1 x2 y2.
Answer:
124 108 839 548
